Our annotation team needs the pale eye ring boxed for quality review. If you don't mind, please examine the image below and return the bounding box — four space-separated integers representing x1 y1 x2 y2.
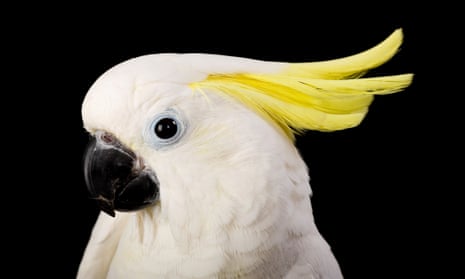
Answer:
145 109 186 149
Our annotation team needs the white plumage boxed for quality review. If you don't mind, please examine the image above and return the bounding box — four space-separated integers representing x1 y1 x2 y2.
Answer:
79 30 412 278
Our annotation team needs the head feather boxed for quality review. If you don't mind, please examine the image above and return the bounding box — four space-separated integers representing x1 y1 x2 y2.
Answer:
190 29 413 140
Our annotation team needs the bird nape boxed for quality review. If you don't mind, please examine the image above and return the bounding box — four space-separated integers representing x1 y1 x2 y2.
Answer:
78 29 412 278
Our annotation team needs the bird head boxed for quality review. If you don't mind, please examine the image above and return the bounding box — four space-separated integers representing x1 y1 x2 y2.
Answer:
82 29 413 221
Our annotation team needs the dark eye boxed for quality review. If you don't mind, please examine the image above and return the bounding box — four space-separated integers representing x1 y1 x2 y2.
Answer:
145 109 186 150
154 118 178 139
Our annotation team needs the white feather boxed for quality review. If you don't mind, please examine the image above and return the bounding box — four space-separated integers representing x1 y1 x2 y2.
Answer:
77 212 130 278
80 54 343 278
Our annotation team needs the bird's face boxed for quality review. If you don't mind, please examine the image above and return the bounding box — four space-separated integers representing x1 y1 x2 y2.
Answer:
81 55 287 218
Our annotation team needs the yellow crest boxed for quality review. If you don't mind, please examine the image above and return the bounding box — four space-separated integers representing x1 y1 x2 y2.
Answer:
190 29 413 140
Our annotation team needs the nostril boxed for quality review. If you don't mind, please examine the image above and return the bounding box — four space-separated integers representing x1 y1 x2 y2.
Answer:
99 132 116 145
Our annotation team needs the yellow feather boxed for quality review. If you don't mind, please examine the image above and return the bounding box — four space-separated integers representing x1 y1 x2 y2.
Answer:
190 29 413 140
285 28 406 79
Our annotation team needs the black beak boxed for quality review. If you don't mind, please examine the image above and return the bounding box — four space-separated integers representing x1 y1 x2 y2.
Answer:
83 132 159 217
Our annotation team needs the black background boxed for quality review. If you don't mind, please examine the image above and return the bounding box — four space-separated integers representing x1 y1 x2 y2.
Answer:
8 4 443 278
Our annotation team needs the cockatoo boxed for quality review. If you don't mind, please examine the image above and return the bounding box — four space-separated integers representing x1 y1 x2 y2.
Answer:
78 29 413 278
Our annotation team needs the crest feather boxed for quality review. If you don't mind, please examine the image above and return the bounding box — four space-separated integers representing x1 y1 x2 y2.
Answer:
190 29 413 140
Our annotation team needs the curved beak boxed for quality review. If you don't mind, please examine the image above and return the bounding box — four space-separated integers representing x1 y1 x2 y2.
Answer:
83 131 159 217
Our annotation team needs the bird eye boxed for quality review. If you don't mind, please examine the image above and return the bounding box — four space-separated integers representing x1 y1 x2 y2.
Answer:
145 109 186 149
154 118 178 139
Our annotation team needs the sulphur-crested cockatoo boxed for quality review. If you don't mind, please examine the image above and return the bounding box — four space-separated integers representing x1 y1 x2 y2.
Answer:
78 29 413 278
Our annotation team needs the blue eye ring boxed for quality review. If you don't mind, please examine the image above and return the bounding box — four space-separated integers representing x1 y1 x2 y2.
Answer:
144 109 186 150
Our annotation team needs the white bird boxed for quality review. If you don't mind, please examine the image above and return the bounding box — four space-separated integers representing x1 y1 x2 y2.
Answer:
78 29 413 278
